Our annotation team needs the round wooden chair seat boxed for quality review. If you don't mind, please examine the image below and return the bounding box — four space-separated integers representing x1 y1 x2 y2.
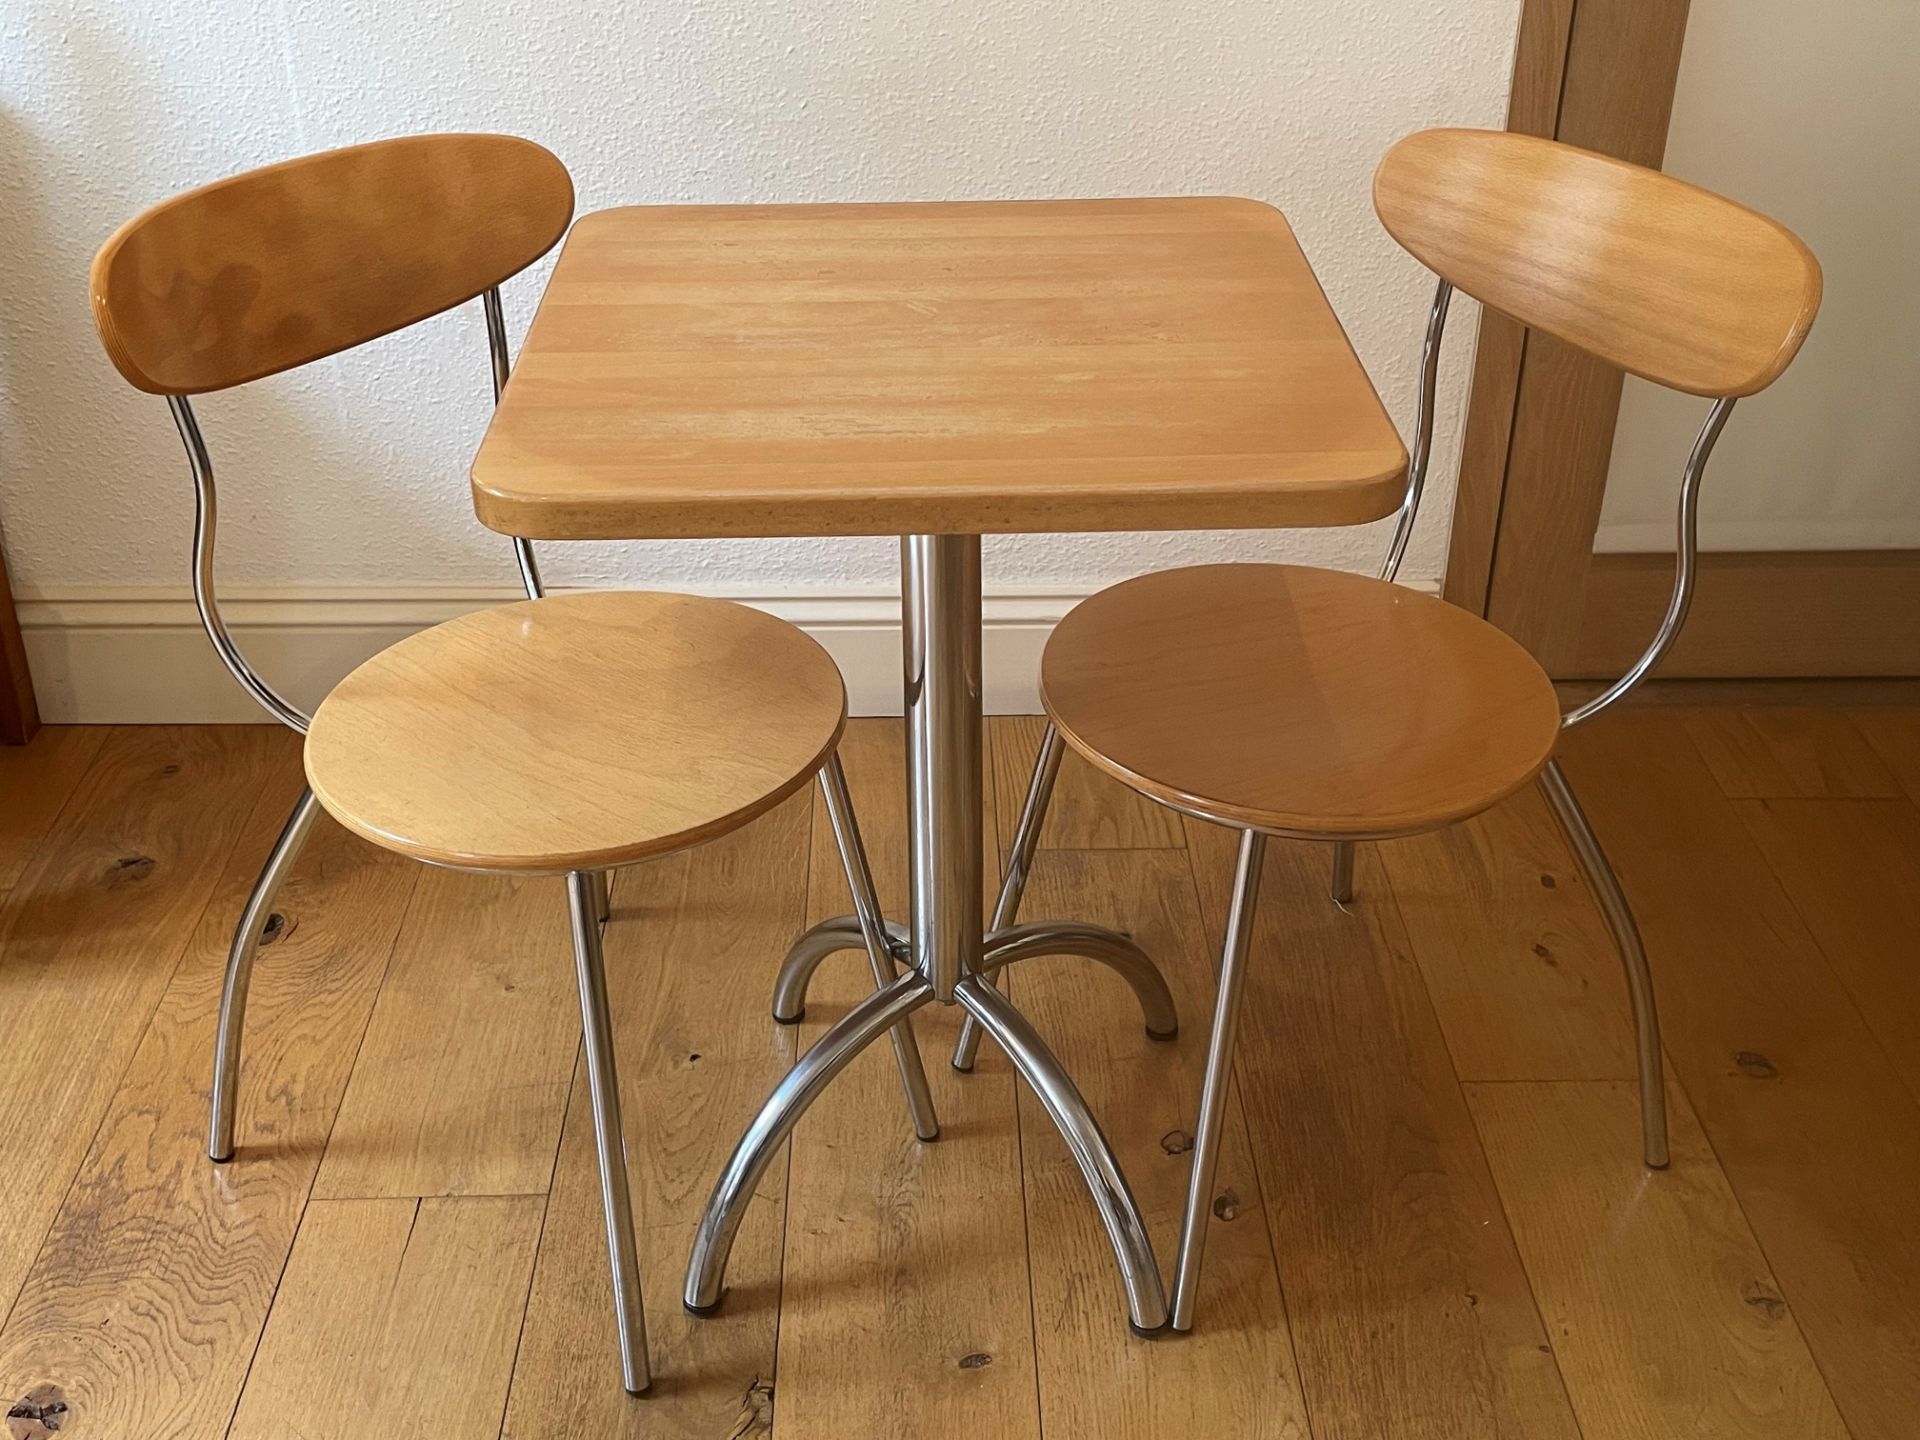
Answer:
305 590 846 873
1039 564 1562 838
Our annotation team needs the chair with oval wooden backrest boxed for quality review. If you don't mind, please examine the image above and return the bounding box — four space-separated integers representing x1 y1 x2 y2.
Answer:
89 134 939 1395
949 127 1822 1333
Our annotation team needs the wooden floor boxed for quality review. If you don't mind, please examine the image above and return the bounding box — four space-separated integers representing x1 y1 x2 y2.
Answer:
2 706 1918 1439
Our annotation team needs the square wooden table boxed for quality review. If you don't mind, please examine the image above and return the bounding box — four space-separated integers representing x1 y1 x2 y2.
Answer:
472 197 1405 1337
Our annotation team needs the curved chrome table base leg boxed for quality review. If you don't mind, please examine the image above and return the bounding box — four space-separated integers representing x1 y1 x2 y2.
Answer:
955 975 1169 1334
1536 759 1670 1169
567 871 650 1394
209 787 321 1163
685 969 935 1314
957 919 1178 1061
770 915 909 1024
1329 840 1356 906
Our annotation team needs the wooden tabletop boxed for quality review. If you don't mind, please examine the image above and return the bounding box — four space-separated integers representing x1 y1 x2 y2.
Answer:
471 198 1407 540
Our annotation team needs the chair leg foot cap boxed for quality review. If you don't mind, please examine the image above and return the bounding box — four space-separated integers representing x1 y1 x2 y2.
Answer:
1145 1025 1179 1043
1130 1318 1171 1339
770 1008 804 1025
684 1297 723 1319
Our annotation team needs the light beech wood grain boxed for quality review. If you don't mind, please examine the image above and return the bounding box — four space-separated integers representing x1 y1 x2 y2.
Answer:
305 590 846 873
470 198 1407 540
1041 564 1562 837
90 133 572 394
1375 128 1820 398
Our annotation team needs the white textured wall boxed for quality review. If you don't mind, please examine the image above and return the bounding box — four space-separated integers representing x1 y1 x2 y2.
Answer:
2 0 1517 597
1597 0 1920 553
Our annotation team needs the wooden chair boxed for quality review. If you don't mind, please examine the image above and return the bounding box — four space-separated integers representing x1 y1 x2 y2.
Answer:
89 134 935 1394
954 128 1822 1332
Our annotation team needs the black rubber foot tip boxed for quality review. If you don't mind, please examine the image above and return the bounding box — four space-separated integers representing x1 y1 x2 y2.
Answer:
1130 1318 1171 1340
950 1059 976 1074
770 1008 804 1025
1145 1025 1179 1043
209 1150 234 1165
916 1127 942 1143
625 1381 654 1398
684 1297 723 1319
1646 1158 1672 1172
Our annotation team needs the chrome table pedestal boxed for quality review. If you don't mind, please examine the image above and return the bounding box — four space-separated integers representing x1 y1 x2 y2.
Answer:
684 534 1176 1334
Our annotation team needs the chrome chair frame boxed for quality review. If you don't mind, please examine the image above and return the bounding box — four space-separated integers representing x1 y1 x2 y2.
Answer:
185 286 934 1390
957 276 1734 1331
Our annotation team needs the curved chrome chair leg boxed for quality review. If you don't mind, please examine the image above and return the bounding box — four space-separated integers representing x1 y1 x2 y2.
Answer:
955 974 1169 1334
567 871 650 1394
1536 758 1671 1169
1329 840 1356 906
953 722 1065 1070
209 787 321 1162
1171 829 1264 1331
975 921 1178 1043
818 754 940 1141
686 969 934 1314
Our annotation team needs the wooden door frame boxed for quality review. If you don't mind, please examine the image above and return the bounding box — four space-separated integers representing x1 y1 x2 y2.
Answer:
1 521 39 744
1443 0 1694 666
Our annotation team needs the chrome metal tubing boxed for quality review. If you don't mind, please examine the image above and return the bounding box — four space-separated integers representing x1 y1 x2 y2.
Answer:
1562 397 1737 730
685 969 935 1312
169 395 311 733
1379 278 1454 584
567 870 651 1394
819 753 941 1141
902 535 984 1002
955 974 1169 1333
1171 828 1265 1330
1535 759 1670 1168
1329 840 1356 905
485 288 548 604
770 915 908 1022
208 787 321 1162
952 721 1065 1069
974 921 1178 1041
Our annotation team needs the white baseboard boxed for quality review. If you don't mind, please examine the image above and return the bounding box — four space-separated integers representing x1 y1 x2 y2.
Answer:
16 583 1081 723
19 575 1440 725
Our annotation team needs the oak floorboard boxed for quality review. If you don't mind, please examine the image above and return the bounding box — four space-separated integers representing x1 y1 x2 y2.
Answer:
310 864 582 1199
1737 797 1920 1108
1683 707 1899 799
1469 1079 1849 1440
1014 846 1309 1439
0 727 283 1324
1184 818 1583 1440
1559 712 1920 1440
1378 785 1639 1081
0 725 107 890
989 713 1184 851
0 789 415 1439
501 791 811 1440
772 719 1042 1440
1845 707 1920 803
227 1195 542 1439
